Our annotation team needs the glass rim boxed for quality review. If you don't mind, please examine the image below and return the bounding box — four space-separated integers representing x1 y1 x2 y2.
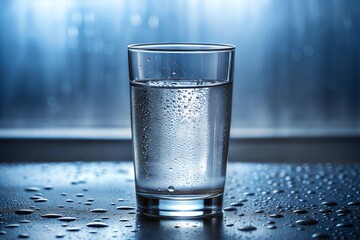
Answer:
128 43 235 53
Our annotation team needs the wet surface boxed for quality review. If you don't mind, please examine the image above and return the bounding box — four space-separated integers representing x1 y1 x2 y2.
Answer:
0 161 359 239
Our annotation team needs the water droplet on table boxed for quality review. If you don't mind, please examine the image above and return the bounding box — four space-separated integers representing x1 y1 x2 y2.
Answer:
44 185 53 190
25 187 40 192
296 219 318 225
319 209 332 214
42 213 63 218
336 208 351 214
58 217 76 223
90 208 108 213
321 201 337 206
336 222 353 228
15 209 34 215
119 219 130 222
19 220 31 224
230 202 244 207
34 198 48 203
223 207 237 212
244 192 255 196
267 225 277 229
66 227 80 232
18 233 30 238
293 209 308 214
312 233 330 239
5 224 20 228
116 206 135 210
29 196 42 200
86 222 109 228
238 225 257 231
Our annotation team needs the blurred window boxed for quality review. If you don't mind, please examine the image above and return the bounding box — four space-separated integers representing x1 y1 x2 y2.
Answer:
0 0 359 138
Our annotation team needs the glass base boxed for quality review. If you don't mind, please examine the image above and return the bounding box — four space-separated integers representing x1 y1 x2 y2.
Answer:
136 193 223 219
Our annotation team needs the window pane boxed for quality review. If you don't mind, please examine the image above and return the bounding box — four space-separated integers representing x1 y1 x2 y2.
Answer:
0 0 359 137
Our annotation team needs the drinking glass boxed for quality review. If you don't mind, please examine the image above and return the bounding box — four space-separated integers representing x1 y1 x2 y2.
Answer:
128 43 235 218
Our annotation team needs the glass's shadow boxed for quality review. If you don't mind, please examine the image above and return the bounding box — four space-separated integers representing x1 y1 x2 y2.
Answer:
135 214 225 240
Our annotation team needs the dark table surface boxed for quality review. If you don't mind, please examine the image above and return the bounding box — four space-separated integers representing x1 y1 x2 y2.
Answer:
0 161 359 240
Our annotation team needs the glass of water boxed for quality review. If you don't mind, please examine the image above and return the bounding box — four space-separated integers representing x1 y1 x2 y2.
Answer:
128 43 235 218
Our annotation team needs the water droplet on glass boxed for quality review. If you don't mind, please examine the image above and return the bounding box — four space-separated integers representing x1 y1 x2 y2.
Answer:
172 71 176 75
238 225 257 231
75 193 84 197
167 186 175 192
348 201 360 206
267 225 277 229
226 223 234 227
0 231 6 235
55 234 65 238
86 222 109 228
269 214 283 218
